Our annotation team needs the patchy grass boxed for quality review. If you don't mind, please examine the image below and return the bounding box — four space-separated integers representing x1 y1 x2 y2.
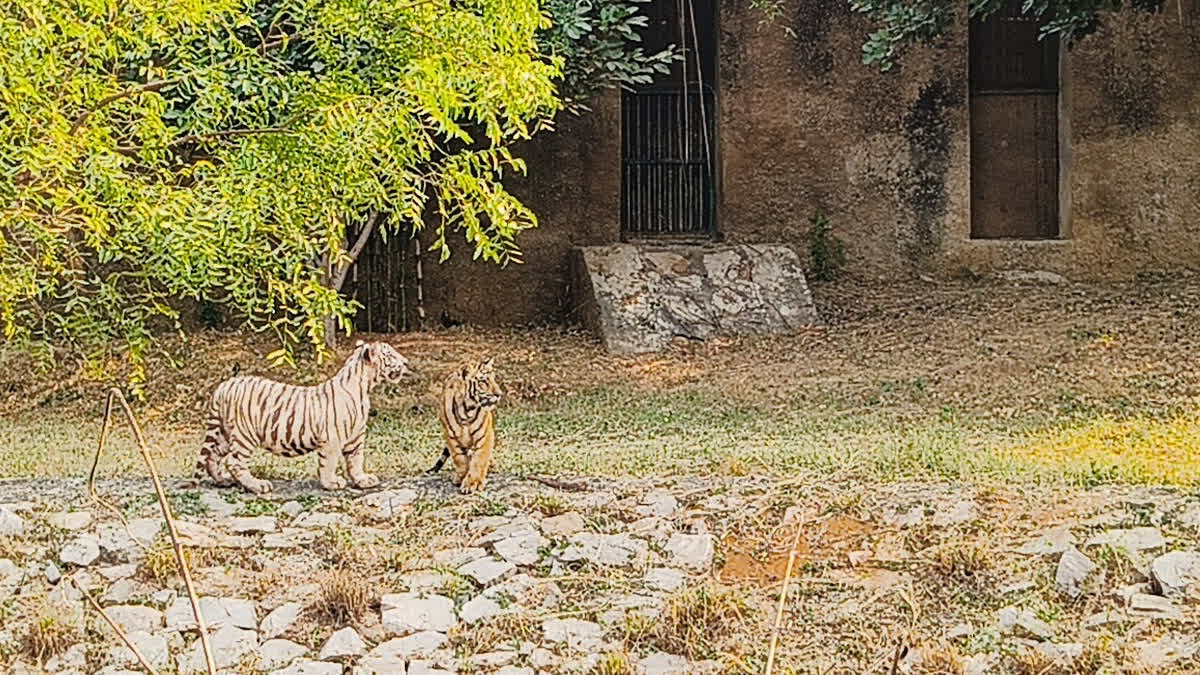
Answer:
20 596 82 662
3 279 1200 487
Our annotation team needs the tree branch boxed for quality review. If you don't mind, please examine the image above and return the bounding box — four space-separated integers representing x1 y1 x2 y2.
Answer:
330 210 381 292
113 127 292 154
69 79 178 136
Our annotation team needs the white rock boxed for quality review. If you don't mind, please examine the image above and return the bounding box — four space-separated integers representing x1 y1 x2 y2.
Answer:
644 567 686 592
946 623 973 639
0 506 24 536
458 556 515 586
473 518 540 546
1129 593 1183 620
665 533 713 571
540 512 585 538
931 500 978 527
884 506 924 527
636 491 679 517
319 626 367 660
459 595 505 625
370 631 448 660
165 596 257 632
530 647 557 669
407 661 454 675
45 642 88 672
996 607 1053 641
98 519 161 552
380 593 456 635
0 559 21 597
48 511 93 531
1033 642 1083 666
998 579 1035 595
470 651 517 667
102 605 164 636
542 618 604 652
261 602 304 639
482 574 564 611
107 630 170 670
1055 547 1096 598
198 493 240 517
1132 634 1199 671
400 570 451 593
280 501 304 519
1150 550 1200 600
363 489 418 520
259 639 309 671
60 534 100 567
962 653 999 675
43 562 61 585
638 651 690 675
561 532 648 567
271 660 342 675
177 625 257 673
229 516 276 533
1082 610 1127 628
432 547 488 568
494 667 533 675
263 528 317 549
1181 503 1200 530
997 269 1066 284
99 563 138 581
1084 527 1166 552
101 579 155 605
1017 526 1075 556
493 532 549 566
292 512 353 529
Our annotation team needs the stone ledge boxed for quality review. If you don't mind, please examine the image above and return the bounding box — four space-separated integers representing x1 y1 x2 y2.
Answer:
569 243 820 354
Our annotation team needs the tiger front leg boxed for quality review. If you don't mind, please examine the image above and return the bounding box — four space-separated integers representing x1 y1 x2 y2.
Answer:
459 440 493 495
343 434 380 489
317 442 348 491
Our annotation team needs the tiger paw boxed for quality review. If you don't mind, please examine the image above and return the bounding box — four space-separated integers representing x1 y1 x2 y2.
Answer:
240 478 273 494
459 479 483 494
321 476 348 491
351 473 380 489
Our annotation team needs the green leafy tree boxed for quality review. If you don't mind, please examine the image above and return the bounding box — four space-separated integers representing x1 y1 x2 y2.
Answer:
540 0 677 112
1 0 561 390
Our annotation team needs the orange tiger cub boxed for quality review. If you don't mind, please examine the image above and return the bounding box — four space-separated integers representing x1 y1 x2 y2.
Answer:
426 357 502 493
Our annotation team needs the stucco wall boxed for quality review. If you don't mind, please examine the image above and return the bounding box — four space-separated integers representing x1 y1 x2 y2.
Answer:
418 0 1200 326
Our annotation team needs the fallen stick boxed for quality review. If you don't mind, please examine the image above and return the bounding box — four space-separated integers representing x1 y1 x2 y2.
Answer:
86 387 216 675
71 576 160 674
764 521 805 675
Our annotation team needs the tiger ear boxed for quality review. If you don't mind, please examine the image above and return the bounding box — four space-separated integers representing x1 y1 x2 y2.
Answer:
459 363 471 379
361 342 374 364
355 339 365 347
480 356 495 371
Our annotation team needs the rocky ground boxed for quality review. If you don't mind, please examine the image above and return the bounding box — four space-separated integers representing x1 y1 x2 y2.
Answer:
1 475 1198 674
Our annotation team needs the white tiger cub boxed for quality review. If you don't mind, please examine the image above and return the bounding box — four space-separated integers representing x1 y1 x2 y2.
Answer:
195 341 410 493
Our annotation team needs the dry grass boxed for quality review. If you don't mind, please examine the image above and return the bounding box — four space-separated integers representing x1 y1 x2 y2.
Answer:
315 568 373 625
20 596 82 662
452 613 540 656
138 533 229 584
629 583 752 661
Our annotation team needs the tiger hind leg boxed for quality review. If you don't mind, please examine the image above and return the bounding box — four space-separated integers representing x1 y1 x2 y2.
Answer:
225 435 272 494
195 416 235 488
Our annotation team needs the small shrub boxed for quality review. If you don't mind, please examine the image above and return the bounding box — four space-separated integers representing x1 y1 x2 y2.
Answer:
535 495 570 517
453 613 538 655
591 650 635 675
932 540 991 578
21 597 81 661
807 209 847 282
316 568 372 624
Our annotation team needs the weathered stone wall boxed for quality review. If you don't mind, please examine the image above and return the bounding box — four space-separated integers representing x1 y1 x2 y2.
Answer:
417 0 1200 327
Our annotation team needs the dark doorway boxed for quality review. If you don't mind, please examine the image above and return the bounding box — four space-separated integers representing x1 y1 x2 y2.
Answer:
620 0 719 239
969 2 1061 239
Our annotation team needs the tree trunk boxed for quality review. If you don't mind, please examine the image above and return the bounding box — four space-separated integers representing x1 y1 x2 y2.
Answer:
323 211 381 349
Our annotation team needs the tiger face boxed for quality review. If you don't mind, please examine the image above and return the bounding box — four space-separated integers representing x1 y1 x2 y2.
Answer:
463 357 502 408
362 341 411 384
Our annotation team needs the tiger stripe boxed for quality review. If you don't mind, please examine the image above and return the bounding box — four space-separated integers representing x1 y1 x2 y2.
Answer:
194 341 409 493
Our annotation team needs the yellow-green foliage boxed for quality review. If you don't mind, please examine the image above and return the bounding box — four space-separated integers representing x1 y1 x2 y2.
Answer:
1009 412 1200 485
